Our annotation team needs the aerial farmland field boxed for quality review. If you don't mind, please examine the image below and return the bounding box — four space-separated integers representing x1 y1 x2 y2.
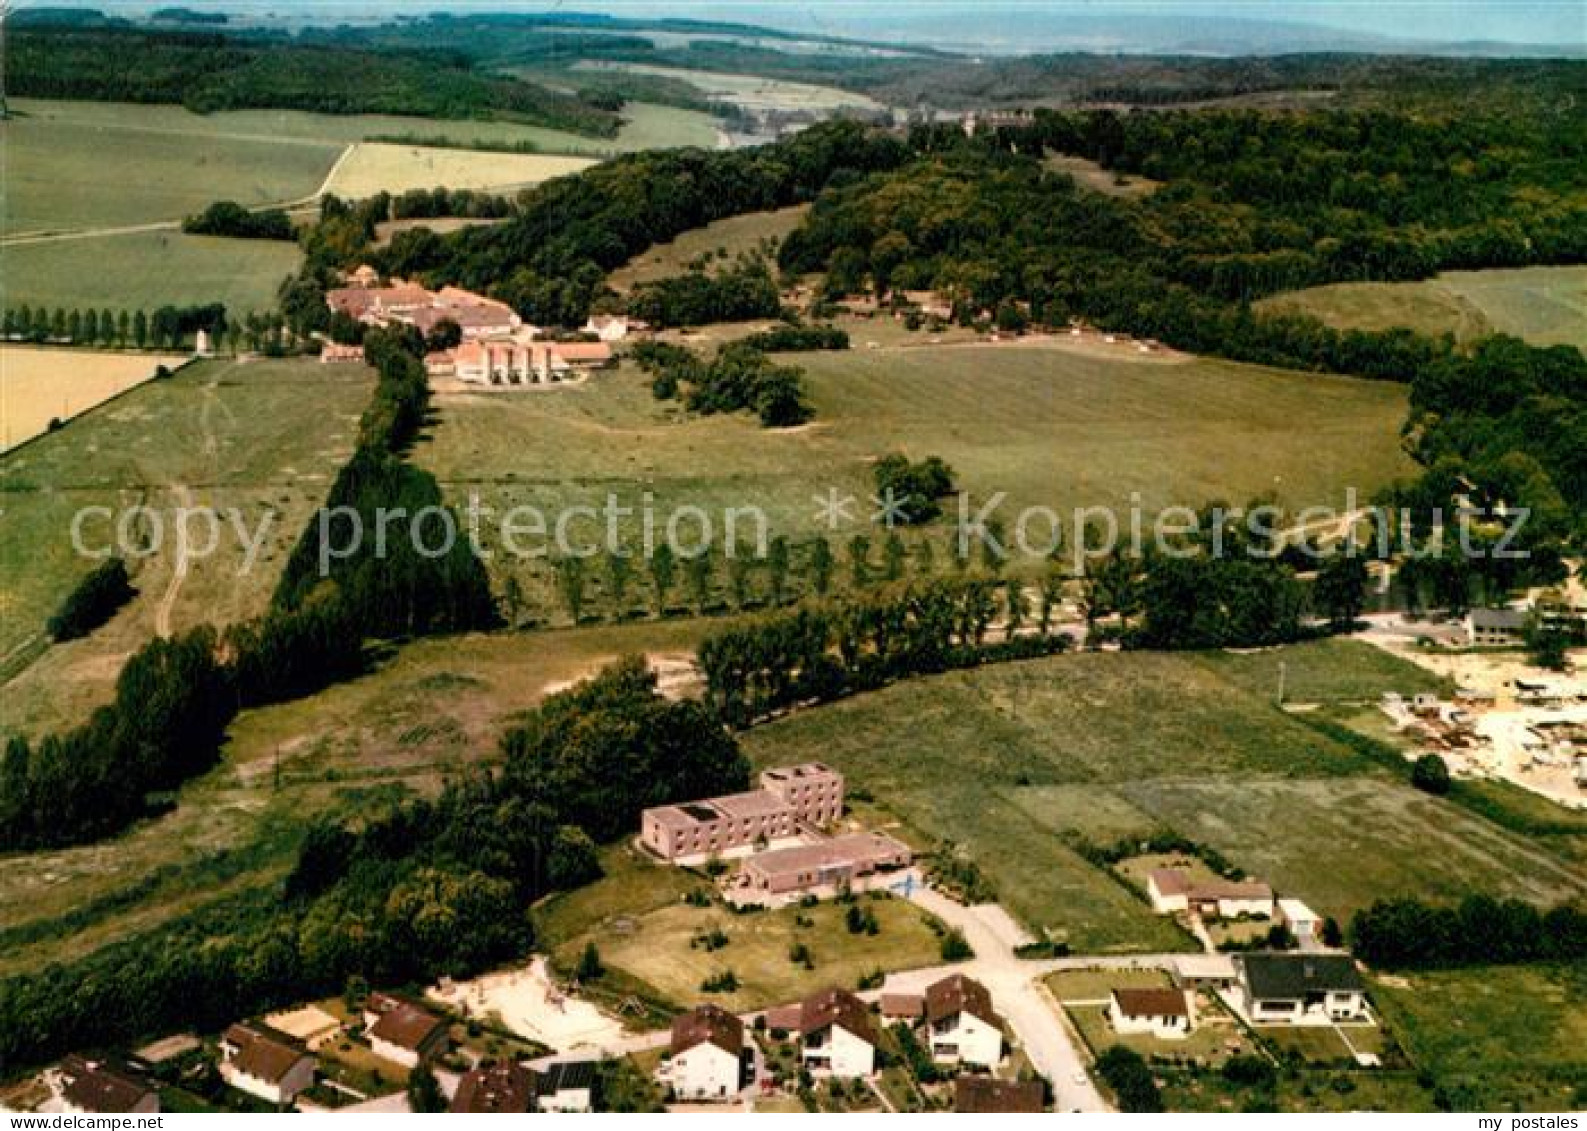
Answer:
607 204 811 291
417 338 1414 620
2 230 304 319
0 346 184 452
740 645 1587 950
0 357 371 730
1256 265 1587 351
321 142 595 199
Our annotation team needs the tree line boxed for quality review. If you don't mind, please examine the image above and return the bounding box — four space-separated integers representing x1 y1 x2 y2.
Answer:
2 303 228 351
1350 895 1587 969
697 577 1071 728
5 25 620 134
625 259 783 329
0 657 748 1072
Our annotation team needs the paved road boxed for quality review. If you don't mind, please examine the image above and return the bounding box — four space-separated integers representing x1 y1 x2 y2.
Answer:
884 888 1190 1113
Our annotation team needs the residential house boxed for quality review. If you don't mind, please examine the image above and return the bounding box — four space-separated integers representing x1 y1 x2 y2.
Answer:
923 974 1004 1068
1146 869 1274 919
1466 607 1527 647
642 763 844 863
55 1055 159 1115
363 993 449 1069
797 988 877 1078
953 1076 1044 1114
451 1061 535 1114
219 1023 315 1106
1232 953 1366 1024
1108 988 1193 1040
667 1004 747 1101
534 1061 595 1112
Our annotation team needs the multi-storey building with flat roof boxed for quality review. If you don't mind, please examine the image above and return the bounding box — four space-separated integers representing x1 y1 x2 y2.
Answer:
641 763 843 862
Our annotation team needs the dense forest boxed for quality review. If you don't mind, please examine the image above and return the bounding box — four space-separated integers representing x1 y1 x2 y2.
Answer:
3 25 620 133
0 659 747 1071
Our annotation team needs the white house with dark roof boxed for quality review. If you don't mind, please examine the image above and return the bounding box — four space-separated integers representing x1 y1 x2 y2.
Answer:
219 1023 315 1106
1231 953 1367 1025
666 1004 747 1101
1109 988 1194 1040
924 974 1004 1068
797 988 877 1078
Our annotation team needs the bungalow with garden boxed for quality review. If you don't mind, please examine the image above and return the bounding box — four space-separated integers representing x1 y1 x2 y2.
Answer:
1231 953 1366 1024
1108 988 1194 1040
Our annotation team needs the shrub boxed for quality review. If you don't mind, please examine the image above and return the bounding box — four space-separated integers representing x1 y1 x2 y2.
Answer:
1411 754 1451 795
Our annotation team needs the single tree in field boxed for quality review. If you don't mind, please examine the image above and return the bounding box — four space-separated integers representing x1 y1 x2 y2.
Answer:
1411 753 1451 795
847 534 871 588
554 556 587 623
767 536 791 605
501 574 525 629
606 550 633 614
577 941 604 981
1003 579 1028 639
808 537 834 596
883 532 906 581
685 553 713 613
648 544 676 615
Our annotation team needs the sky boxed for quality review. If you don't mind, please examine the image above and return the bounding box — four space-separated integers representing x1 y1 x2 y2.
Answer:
24 1 1587 51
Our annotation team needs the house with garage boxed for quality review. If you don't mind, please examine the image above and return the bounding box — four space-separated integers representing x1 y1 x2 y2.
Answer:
1146 868 1274 919
924 974 1005 1068
666 1004 748 1101
363 993 449 1069
451 1061 536 1114
797 988 877 1078
1231 953 1367 1024
219 1022 316 1106
53 1055 159 1115
1108 987 1194 1040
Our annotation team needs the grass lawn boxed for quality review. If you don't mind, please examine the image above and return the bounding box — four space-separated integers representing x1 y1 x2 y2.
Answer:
2 230 303 318
417 342 1412 624
1044 967 1172 1002
608 206 810 291
535 840 715 951
551 894 946 1013
1192 639 1451 705
741 649 1587 949
1067 1001 1249 1066
0 357 371 732
3 102 339 233
1371 964 1587 1111
1256 265 1587 352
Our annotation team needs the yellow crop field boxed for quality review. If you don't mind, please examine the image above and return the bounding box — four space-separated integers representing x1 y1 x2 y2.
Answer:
323 143 596 199
0 347 185 452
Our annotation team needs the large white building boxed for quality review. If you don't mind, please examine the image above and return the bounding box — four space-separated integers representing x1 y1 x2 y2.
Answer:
924 974 1004 1068
667 1004 747 1101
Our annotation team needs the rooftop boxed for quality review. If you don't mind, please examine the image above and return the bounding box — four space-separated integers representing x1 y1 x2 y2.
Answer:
366 994 447 1052
1470 606 1528 629
1112 987 1190 1019
223 1023 311 1085
924 973 999 1029
58 1055 155 1114
741 832 910 881
1238 953 1364 999
671 1004 744 1058
800 987 876 1046
451 1061 535 1114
